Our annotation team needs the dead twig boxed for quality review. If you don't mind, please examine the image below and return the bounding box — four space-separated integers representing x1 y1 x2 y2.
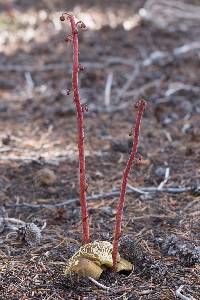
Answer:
25 72 34 95
4 186 195 209
176 285 197 300
1 40 200 75
104 56 135 67
139 0 200 29
117 63 140 100
173 42 200 55
122 80 161 98
143 42 200 67
4 218 25 226
104 72 113 110
0 62 103 72
88 276 111 291
0 57 134 73
165 82 200 97
157 167 170 190
138 186 192 193
131 213 175 220
0 147 12 153
127 184 148 195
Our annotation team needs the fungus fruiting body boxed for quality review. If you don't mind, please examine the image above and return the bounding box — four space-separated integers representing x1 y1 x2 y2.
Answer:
64 241 132 279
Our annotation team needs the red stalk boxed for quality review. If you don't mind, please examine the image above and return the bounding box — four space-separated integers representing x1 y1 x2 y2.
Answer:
60 13 90 244
112 99 146 270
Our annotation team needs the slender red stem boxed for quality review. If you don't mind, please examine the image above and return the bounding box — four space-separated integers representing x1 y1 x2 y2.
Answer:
61 13 90 244
112 99 146 270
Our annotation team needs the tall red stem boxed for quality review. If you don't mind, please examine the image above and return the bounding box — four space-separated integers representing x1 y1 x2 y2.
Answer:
61 13 90 244
112 100 146 270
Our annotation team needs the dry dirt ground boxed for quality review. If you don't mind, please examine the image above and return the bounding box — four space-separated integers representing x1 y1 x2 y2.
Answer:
0 0 199 299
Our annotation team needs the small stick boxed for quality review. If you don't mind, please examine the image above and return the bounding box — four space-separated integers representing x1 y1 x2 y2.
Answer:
4 186 194 209
112 99 146 270
88 276 111 291
4 218 25 225
117 63 140 100
25 72 34 94
127 183 149 194
104 72 113 109
157 167 170 190
176 285 197 300
60 12 89 244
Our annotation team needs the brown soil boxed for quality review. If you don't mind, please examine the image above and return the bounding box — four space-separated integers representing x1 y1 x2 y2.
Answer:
0 0 199 299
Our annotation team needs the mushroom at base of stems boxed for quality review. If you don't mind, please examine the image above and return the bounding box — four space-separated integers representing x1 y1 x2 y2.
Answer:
64 240 133 279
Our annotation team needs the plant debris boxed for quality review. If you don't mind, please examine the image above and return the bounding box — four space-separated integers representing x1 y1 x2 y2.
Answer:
18 222 42 246
158 234 200 266
36 168 57 186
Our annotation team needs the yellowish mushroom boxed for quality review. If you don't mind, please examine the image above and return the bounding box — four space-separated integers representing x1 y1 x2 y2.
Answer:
64 241 133 279
116 257 133 272
70 258 103 280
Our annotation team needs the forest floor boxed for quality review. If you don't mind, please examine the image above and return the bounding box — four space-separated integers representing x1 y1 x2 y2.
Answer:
0 0 199 299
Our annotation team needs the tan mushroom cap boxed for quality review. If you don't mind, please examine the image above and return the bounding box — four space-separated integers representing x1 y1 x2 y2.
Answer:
64 241 133 279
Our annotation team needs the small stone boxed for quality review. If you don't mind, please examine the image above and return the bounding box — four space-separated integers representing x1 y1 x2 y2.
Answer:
100 206 115 217
36 168 56 186
79 64 85 71
111 139 132 153
0 103 8 113
162 112 178 125
155 166 166 179
2 134 11 145
0 79 15 90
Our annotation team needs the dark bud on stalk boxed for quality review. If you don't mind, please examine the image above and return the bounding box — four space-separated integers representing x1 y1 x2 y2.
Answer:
140 99 146 107
65 34 72 42
76 21 86 29
79 64 85 71
81 104 88 113
80 22 86 29
135 99 146 109
128 131 133 136
136 155 142 164
134 101 140 109
60 15 65 21
85 182 89 191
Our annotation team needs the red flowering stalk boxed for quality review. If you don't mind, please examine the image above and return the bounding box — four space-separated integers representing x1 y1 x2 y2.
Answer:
60 13 89 244
112 99 146 270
